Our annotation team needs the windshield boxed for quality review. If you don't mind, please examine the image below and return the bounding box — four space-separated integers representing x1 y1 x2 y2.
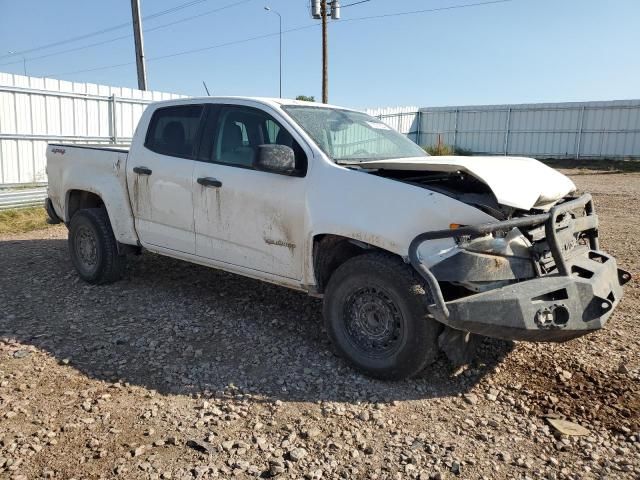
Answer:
283 106 428 162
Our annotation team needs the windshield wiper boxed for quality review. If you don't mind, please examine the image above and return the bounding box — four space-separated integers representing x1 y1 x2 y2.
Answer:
335 158 377 165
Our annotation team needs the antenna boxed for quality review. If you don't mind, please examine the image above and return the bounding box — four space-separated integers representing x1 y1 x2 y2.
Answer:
202 81 211 96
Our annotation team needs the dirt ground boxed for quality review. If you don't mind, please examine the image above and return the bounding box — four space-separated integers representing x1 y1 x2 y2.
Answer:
0 170 638 480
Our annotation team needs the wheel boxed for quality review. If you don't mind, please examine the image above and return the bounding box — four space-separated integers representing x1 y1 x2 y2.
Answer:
68 208 125 285
323 252 442 380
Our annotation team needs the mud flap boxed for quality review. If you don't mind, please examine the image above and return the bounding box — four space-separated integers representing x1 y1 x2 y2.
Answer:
45 198 62 224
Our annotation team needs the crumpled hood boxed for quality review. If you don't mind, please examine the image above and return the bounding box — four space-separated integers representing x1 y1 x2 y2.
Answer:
346 155 576 211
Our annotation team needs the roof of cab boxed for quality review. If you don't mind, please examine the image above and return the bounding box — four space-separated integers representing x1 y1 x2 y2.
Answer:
148 96 359 112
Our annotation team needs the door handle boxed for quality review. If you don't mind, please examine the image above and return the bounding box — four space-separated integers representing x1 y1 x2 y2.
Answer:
197 177 222 188
133 166 152 175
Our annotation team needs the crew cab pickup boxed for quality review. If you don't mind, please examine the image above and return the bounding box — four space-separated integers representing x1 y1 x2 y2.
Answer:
45 97 630 379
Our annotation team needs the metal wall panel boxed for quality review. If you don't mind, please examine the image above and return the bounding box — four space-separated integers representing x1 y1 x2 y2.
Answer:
330 106 421 156
0 72 184 186
0 187 47 210
365 106 419 142
368 100 640 160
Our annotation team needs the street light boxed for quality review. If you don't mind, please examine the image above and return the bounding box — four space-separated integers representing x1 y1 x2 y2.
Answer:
7 51 27 76
264 6 282 98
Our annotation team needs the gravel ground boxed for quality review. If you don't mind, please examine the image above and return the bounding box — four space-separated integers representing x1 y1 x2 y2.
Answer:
0 171 638 480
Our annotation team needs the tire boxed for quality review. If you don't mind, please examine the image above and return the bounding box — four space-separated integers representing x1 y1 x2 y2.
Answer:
323 252 442 380
68 208 125 285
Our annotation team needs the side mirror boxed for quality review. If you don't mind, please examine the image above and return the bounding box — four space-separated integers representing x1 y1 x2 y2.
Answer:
254 144 296 175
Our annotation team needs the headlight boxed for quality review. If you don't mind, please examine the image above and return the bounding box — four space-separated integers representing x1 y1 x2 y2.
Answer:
458 228 531 258
429 228 535 290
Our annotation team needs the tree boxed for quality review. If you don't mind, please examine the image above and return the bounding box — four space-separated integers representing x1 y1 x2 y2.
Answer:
296 95 315 102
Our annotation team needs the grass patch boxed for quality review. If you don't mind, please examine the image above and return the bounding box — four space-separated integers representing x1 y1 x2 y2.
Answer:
424 144 473 156
0 207 54 235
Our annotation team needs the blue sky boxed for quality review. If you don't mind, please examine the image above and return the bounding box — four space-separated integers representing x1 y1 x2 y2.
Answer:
0 0 638 109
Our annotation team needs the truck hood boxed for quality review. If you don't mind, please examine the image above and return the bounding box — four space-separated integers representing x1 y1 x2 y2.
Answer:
343 155 576 211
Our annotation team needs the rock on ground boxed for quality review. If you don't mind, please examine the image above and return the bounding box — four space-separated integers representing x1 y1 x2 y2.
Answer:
0 171 639 479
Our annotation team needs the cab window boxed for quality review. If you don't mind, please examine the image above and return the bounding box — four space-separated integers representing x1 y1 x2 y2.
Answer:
144 105 204 159
208 106 307 175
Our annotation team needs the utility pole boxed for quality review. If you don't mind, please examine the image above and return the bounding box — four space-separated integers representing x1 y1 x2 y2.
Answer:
311 0 339 103
321 0 328 103
130 0 148 90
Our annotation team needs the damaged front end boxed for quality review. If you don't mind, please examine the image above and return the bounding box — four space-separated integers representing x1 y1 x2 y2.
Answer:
410 193 631 342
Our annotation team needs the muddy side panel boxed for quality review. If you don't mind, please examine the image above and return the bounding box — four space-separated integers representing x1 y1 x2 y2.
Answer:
48 145 138 245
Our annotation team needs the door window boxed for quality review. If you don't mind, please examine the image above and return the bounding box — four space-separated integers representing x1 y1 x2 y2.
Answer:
145 105 204 159
206 106 307 174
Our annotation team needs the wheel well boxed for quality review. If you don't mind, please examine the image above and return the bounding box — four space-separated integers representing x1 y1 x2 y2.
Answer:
313 234 390 294
66 190 104 221
65 191 138 256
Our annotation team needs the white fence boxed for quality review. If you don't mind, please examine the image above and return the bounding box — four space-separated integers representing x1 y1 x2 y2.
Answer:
2 71 638 188
0 72 183 186
367 100 640 159
0 188 47 210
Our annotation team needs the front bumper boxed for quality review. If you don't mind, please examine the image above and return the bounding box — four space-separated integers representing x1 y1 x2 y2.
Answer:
409 194 631 342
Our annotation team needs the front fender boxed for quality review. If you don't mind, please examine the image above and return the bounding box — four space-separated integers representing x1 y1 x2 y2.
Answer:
304 162 496 285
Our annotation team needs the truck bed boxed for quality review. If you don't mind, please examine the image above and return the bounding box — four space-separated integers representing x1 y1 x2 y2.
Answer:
46 142 138 246
49 143 130 153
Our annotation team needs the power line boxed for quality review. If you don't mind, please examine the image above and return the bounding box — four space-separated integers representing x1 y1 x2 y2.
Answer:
144 0 210 19
145 0 254 35
39 0 514 79
341 0 372 8
0 24 132 61
0 0 219 61
0 0 255 68
341 0 513 22
41 24 320 78
0 35 133 68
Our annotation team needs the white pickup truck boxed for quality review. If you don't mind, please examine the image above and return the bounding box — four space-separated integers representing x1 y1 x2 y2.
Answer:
45 97 630 380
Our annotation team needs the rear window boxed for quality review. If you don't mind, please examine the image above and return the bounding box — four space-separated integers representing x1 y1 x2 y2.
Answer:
145 105 204 158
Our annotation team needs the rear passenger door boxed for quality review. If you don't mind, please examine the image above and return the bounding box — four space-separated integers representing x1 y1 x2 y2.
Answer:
192 104 309 280
127 104 204 254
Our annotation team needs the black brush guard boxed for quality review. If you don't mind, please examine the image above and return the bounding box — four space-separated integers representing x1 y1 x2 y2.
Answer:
409 194 631 341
